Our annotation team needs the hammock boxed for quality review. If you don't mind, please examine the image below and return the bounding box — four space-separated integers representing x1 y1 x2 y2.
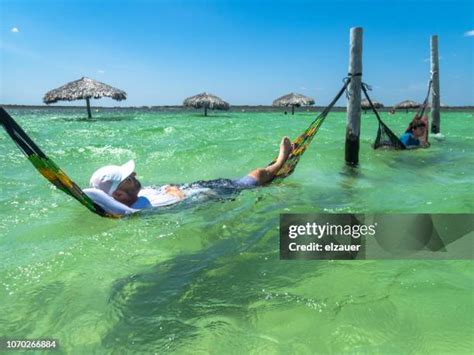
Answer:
362 85 405 150
272 79 351 178
0 107 121 218
1 80 349 217
370 80 432 150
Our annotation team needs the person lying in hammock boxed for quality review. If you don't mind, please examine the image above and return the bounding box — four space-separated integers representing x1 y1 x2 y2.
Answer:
85 137 294 213
399 116 430 149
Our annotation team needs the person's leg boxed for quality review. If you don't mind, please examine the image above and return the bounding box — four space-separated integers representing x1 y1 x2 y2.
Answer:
246 136 293 186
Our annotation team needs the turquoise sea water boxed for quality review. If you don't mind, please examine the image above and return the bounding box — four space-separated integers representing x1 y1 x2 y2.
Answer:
0 108 473 353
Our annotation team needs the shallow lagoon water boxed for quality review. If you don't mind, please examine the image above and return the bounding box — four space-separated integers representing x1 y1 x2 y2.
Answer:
0 108 473 353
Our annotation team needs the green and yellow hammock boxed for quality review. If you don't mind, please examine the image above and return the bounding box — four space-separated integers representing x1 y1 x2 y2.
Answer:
272 79 350 178
0 107 120 218
0 82 348 218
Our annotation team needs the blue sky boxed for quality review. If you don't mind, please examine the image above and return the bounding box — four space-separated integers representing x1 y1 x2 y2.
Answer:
1 0 473 106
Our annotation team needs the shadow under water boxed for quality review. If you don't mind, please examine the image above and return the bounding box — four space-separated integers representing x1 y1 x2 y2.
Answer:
102 222 277 352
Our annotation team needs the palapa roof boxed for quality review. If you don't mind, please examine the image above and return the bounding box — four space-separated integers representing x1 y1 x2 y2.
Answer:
394 100 421 109
43 77 127 104
272 93 315 107
361 99 384 109
183 92 230 110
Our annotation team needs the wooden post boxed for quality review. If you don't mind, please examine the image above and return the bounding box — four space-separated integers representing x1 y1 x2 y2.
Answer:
86 97 92 118
345 27 363 166
431 35 441 133
204 106 208 116
291 105 295 115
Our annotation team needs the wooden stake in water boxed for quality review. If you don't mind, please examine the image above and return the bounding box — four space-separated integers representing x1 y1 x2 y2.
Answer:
345 27 363 166
431 35 441 133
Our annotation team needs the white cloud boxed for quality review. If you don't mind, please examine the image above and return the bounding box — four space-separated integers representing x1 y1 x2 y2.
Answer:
464 30 474 37
97 70 105 74
10 27 19 33
299 86 306 90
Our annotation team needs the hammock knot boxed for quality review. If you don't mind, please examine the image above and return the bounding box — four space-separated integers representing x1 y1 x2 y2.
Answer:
361 82 372 91
343 77 352 99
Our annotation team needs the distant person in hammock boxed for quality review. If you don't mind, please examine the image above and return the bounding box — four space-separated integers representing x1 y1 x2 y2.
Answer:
86 137 294 212
399 115 430 149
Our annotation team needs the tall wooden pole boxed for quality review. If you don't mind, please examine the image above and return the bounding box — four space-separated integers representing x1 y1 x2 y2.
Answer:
85 97 92 118
430 35 441 133
345 27 363 166
204 106 208 116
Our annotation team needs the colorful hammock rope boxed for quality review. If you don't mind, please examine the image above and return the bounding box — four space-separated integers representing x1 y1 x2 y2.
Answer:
272 79 351 178
0 107 121 218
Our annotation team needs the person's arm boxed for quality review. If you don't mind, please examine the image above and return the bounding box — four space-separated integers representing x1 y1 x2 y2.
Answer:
418 133 430 148
165 185 186 199
84 188 139 215
420 116 430 148
419 140 430 148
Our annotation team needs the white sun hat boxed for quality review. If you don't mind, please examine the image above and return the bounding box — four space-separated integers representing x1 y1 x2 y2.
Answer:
89 160 135 195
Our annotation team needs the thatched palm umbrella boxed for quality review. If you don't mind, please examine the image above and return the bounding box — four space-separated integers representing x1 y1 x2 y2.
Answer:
394 100 421 113
272 93 315 115
43 77 127 118
361 99 383 113
183 92 230 116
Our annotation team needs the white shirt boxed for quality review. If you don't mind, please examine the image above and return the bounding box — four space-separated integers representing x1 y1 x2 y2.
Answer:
132 186 181 209
84 185 215 216
132 185 214 209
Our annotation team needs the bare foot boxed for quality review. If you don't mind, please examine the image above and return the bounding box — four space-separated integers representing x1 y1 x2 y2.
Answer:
247 136 294 185
277 136 293 164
